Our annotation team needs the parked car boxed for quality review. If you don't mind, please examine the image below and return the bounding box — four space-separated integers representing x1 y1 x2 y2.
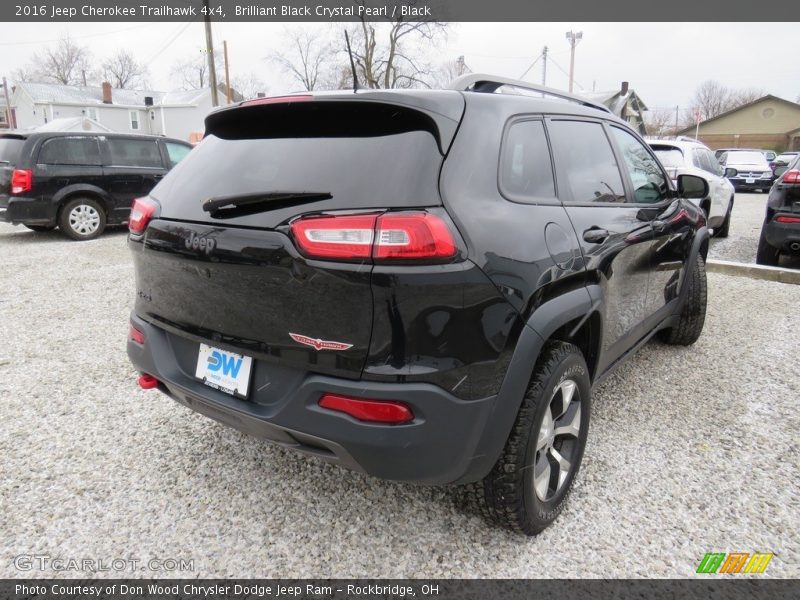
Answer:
0 131 192 240
718 150 774 192
127 74 710 535
773 151 799 168
650 139 735 237
757 155 800 265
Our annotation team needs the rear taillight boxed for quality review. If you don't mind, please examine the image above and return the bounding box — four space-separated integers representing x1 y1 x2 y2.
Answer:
775 215 800 224
10 169 32 194
291 214 376 260
782 170 800 184
129 324 145 345
128 197 159 235
318 393 414 424
290 212 458 263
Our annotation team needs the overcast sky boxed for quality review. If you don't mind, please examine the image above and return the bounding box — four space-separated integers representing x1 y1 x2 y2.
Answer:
1 21 798 112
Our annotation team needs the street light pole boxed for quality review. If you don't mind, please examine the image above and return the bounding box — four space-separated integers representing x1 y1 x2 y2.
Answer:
565 30 583 93
203 0 219 107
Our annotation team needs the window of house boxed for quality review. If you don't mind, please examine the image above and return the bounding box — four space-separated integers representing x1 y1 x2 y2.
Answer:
129 110 140 131
38 137 102 166
107 138 162 168
499 119 555 202
547 120 625 203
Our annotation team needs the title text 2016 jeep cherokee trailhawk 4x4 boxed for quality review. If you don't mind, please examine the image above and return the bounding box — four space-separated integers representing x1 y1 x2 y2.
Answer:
127 74 710 534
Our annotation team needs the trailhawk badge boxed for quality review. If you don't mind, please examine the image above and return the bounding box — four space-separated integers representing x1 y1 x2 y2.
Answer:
289 333 353 351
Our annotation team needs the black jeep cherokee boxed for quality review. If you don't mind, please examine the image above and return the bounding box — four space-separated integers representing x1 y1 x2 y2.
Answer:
757 155 800 265
0 131 192 240
127 74 710 534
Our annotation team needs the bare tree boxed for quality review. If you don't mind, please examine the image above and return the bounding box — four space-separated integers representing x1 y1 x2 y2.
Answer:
101 50 148 89
644 108 679 138
18 34 93 85
689 80 766 122
229 73 268 100
171 51 224 90
429 56 469 89
346 8 449 89
270 28 340 91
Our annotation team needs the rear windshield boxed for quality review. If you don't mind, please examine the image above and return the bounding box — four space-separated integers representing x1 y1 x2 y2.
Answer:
154 105 445 228
725 151 768 166
651 146 684 168
0 137 25 165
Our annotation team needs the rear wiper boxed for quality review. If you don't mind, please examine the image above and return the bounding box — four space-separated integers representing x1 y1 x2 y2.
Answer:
202 191 333 219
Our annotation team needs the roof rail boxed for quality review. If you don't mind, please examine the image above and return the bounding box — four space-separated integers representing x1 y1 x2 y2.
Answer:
447 73 612 114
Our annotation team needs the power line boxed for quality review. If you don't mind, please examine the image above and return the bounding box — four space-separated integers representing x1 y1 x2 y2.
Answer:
548 55 586 91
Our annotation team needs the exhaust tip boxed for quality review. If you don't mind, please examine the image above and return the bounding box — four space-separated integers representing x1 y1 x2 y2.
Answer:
137 374 160 390
790 242 800 251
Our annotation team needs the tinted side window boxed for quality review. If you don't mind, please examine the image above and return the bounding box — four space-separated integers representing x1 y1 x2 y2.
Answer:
547 120 625 203
691 149 705 170
499 120 555 201
38 137 101 166
701 149 722 176
164 142 192 167
610 127 668 204
107 138 163 168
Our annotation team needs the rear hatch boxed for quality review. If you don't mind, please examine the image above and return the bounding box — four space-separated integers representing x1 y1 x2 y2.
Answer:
132 92 465 379
0 134 27 201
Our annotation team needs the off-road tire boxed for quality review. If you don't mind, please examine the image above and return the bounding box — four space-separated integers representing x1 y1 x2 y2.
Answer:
715 197 733 238
465 341 591 535
756 228 780 266
658 254 707 345
58 197 106 241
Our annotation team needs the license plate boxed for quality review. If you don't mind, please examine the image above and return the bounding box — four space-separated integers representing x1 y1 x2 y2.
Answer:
194 343 253 398
746 178 755 184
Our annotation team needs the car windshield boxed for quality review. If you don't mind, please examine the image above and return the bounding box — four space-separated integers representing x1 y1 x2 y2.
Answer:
725 151 768 166
651 147 684 168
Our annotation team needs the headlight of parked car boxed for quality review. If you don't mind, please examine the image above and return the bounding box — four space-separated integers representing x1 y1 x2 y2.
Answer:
762 171 772 178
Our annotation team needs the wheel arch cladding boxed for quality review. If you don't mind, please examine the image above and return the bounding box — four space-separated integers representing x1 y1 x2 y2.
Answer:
55 187 112 217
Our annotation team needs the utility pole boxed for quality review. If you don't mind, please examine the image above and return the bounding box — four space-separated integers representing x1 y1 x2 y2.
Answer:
565 30 583 93
675 105 679 135
3 77 15 129
203 0 219 107
541 46 548 87
223 40 232 103
456 55 465 77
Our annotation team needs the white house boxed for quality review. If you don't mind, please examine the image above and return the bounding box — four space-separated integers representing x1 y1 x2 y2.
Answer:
8 82 236 141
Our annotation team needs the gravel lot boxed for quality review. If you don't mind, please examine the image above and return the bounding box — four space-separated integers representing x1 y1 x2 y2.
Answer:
709 191 800 269
1 221 798 579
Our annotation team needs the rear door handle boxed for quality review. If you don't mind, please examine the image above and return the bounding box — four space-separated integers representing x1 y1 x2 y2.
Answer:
583 227 609 244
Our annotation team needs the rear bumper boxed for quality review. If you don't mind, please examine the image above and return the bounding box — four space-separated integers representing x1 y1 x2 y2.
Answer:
0 195 57 225
764 217 800 253
127 313 499 485
729 178 772 191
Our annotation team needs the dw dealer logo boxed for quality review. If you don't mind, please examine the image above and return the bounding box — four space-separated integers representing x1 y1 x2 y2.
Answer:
696 552 774 574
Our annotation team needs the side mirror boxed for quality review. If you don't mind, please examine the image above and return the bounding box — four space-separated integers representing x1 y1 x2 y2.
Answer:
677 174 709 199
724 167 738 178
774 166 788 178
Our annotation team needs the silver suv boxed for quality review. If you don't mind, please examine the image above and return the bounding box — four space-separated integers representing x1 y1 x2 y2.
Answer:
649 138 735 237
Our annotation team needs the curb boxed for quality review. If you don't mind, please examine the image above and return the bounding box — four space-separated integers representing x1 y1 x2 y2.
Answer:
707 259 800 285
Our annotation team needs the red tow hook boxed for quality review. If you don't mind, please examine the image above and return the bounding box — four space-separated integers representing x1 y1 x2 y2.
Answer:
137 374 159 390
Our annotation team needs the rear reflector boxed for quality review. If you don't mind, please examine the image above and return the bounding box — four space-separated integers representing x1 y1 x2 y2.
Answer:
783 170 800 184
290 212 457 262
137 374 159 389
319 393 414 424
10 169 32 194
129 324 145 345
129 197 159 235
775 215 800 224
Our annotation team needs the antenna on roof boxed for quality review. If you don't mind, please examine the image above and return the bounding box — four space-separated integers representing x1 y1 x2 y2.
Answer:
344 30 359 93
